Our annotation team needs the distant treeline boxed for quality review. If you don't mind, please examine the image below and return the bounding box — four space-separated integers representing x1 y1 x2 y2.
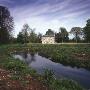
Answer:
0 6 90 44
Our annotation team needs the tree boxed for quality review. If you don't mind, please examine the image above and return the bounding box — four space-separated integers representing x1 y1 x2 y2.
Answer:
0 6 14 44
83 19 90 42
17 32 24 43
55 27 69 43
60 27 69 43
37 33 42 43
60 27 69 42
45 29 54 35
70 27 82 43
29 28 38 43
21 24 30 43
55 32 62 43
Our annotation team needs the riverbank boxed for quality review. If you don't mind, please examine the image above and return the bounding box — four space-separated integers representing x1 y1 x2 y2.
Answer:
0 44 88 90
0 46 49 90
36 44 90 69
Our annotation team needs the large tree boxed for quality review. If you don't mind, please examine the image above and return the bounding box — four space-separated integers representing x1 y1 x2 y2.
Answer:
21 24 31 43
55 32 63 43
29 28 38 43
45 29 54 35
0 6 14 44
55 27 69 43
60 27 69 43
17 32 24 44
83 19 90 42
70 27 82 43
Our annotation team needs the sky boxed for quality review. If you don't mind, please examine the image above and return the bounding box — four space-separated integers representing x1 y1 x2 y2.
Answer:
0 0 90 37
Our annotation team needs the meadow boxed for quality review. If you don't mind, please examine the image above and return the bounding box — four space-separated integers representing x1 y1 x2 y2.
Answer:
5 43 90 69
0 43 89 90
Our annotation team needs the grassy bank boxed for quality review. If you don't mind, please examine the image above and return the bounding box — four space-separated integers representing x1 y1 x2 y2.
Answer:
5 43 90 69
0 44 88 90
36 44 90 69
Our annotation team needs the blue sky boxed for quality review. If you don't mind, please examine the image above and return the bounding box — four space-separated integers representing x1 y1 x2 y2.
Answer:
0 0 90 37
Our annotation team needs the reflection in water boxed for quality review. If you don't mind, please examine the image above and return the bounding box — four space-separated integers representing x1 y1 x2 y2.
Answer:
25 53 36 65
14 52 36 65
13 53 90 89
23 52 28 58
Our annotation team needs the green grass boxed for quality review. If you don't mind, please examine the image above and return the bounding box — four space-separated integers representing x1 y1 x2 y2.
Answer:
40 69 84 90
33 44 90 69
0 44 89 90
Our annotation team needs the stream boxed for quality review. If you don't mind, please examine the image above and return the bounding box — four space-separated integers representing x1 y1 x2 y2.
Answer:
13 53 90 89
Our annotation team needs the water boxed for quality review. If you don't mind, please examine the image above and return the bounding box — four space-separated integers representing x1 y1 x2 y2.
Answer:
13 53 90 89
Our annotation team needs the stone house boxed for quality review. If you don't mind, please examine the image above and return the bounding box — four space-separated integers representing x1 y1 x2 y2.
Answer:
42 35 55 44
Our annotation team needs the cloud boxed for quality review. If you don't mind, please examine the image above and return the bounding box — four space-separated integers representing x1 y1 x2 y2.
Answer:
0 0 13 4
0 0 14 7
11 0 90 22
0 0 11 2
0 0 90 37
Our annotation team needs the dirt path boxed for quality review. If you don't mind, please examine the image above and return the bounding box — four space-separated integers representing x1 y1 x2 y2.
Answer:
0 69 49 90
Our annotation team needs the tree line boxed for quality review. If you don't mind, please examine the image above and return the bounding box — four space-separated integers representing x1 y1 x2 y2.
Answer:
17 24 42 43
0 6 90 44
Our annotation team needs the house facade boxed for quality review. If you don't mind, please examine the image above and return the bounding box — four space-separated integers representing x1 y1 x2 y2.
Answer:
42 35 55 44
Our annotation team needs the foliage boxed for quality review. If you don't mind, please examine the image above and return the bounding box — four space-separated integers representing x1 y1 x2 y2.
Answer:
0 44 89 90
17 32 25 43
83 19 90 42
17 25 42 43
21 24 31 43
55 27 69 43
32 44 90 69
29 28 38 43
43 69 54 85
3 43 90 69
0 57 36 76
42 69 84 90
37 33 42 43
60 27 69 42
70 27 83 43
0 6 14 44
45 29 54 35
